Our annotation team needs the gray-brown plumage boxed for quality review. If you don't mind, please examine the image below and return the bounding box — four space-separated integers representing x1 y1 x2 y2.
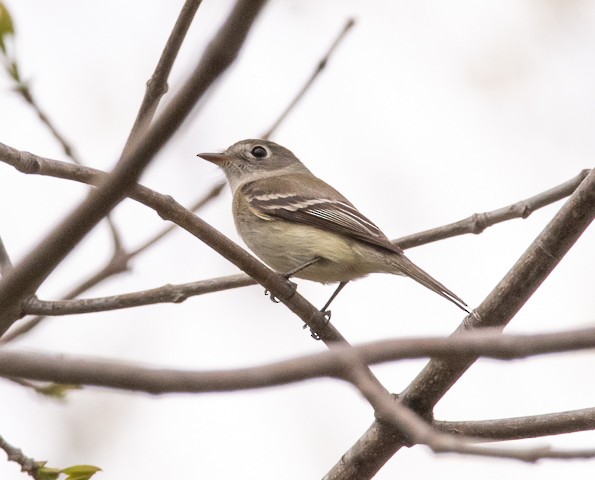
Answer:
199 139 469 313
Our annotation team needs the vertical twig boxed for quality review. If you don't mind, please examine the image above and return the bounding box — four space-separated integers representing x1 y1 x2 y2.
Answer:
261 18 355 139
120 0 203 160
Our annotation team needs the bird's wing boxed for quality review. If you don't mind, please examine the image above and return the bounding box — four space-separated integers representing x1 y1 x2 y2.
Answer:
241 174 404 254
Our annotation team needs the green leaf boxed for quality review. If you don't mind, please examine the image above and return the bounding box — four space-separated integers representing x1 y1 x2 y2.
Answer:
37 383 82 400
36 464 102 480
61 464 102 480
0 1 15 54
36 466 61 480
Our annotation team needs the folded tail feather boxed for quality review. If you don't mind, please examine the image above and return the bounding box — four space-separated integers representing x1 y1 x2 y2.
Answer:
395 256 470 313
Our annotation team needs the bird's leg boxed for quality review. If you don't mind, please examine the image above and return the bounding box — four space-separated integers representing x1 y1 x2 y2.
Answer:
320 281 348 320
282 257 322 279
303 281 348 336
265 257 322 303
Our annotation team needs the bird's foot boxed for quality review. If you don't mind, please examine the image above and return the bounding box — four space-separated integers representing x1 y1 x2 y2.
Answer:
264 280 297 303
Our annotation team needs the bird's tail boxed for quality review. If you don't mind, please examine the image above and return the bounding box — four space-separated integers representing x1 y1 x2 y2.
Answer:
391 255 470 313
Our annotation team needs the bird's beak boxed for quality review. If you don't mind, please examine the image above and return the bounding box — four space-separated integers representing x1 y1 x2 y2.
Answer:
197 152 229 165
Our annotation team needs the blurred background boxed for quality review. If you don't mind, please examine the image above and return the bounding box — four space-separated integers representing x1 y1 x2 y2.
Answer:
0 0 594 478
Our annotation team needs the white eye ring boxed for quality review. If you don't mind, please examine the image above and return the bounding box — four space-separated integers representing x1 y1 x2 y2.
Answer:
250 145 268 158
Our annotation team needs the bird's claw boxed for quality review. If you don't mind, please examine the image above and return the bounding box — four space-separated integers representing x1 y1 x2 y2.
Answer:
264 289 281 303
302 323 322 340
265 280 297 303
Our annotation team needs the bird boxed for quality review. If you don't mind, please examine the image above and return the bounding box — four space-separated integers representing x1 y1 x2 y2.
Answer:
198 139 469 314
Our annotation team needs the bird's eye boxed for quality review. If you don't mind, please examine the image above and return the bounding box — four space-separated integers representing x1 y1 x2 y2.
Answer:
250 145 268 158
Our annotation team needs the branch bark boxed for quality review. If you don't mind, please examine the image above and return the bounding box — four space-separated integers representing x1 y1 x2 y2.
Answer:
1 327 595 392
394 169 590 249
435 407 595 441
324 168 595 479
23 274 254 316
120 0 202 159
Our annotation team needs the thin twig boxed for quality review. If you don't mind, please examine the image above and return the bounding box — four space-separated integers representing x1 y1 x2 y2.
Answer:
0 235 13 276
19 77 129 268
0 0 268 337
16 87 82 165
0 433 39 478
128 180 225 257
23 273 254 316
0 249 131 344
394 169 590 249
435 407 595 441
261 18 355 140
9 36 126 248
120 0 203 160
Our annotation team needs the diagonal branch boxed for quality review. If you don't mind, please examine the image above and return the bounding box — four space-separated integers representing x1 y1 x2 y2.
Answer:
0 0 268 337
324 168 595 479
127 180 225 257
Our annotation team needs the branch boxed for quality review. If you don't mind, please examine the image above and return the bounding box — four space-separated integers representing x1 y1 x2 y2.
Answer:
2 327 595 392
261 18 355 140
127 180 225 258
435 407 595 441
0 433 38 478
0 0 268 337
325 168 595 479
119 0 203 159
0 248 131 344
0 235 13 276
4 327 595 461
394 169 591 249
23 274 254 316
345 360 595 463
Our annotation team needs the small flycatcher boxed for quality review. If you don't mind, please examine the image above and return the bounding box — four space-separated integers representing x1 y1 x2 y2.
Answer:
198 139 469 313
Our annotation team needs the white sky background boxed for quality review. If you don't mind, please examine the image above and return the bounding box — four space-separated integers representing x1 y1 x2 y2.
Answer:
0 0 594 479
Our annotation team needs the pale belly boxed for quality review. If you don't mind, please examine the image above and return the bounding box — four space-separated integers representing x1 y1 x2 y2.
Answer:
235 217 382 283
